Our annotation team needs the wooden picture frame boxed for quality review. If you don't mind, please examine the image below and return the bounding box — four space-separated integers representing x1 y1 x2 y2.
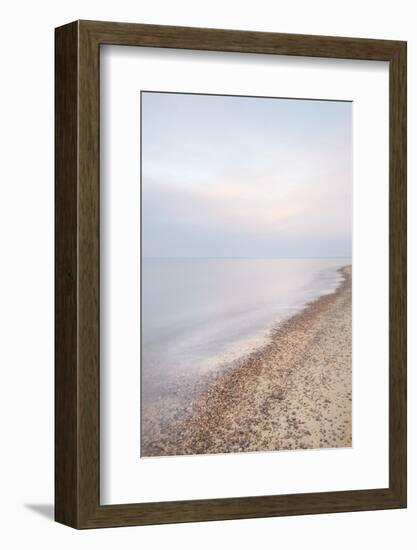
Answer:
55 20 407 528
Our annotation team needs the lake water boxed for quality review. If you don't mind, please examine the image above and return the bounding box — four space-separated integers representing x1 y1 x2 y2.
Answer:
141 258 349 400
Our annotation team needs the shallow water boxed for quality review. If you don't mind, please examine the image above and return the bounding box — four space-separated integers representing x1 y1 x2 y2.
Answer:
141 258 349 401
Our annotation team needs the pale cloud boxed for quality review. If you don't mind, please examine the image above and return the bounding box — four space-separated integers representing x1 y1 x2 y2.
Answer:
142 92 352 258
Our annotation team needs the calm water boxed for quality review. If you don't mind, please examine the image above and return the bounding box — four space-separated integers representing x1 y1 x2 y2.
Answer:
141 258 349 399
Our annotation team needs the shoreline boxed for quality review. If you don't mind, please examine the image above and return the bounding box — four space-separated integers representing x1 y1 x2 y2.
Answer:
142 265 352 457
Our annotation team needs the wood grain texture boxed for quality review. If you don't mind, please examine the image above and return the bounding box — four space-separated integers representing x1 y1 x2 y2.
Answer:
55 21 79 527
388 41 407 504
55 20 407 529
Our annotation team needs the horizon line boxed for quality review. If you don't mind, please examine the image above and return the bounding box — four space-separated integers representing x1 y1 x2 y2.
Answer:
142 256 353 260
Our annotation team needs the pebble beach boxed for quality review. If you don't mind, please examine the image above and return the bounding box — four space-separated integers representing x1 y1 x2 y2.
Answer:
141 265 352 457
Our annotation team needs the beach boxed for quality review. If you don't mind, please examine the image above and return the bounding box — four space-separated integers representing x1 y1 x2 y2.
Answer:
141 265 352 457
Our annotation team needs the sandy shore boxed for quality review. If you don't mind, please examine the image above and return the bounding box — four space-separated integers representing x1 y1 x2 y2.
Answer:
142 266 352 456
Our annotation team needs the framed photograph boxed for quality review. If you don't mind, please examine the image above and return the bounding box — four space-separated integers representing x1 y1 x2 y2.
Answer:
55 20 406 528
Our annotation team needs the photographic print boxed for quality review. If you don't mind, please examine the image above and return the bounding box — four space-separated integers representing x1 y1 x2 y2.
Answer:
141 91 352 457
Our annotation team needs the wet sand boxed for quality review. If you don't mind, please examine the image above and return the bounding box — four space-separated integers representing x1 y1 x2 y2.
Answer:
141 266 352 456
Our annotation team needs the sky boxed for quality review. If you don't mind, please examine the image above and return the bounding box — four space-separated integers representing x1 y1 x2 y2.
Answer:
141 92 352 259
